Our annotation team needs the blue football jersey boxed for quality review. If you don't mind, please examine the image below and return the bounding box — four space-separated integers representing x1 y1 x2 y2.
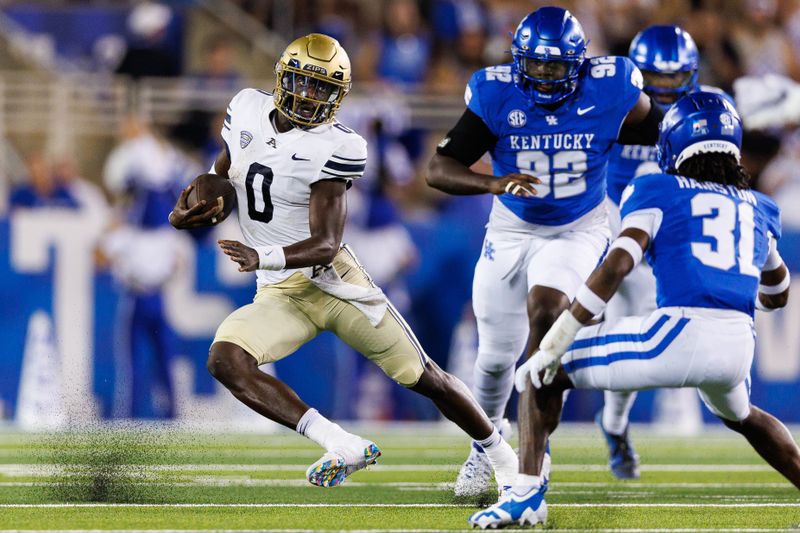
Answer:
620 173 782 316
606 86 735 206
467 56 643 225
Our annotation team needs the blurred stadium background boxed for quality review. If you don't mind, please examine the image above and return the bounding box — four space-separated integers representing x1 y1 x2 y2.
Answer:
0 0 799 432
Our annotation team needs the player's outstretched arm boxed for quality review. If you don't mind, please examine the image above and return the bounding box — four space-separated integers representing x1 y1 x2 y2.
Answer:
426 108 540 197
428 154 541 197
570 228 650 322
218 179 347 272
515 228 650 390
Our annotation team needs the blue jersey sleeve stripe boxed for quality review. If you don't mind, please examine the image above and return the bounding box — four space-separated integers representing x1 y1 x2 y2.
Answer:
569 314 670 350
324 160 366 173
563 318 689 373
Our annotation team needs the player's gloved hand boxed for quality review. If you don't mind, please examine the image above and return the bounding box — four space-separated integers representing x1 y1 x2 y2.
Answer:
515 349 562 391
514 310 584 391
488 173 542 198
169 185 224 229
218 240 260 272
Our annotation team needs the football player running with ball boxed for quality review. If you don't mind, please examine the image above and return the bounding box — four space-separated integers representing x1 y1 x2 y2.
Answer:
427 7 663 499
168 34 517 490
486 92 800 528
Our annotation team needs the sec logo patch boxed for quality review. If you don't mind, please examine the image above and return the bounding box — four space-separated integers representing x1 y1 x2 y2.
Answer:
507 109 527 128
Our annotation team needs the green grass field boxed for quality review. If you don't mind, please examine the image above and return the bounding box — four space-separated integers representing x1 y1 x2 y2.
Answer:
0 425 798 531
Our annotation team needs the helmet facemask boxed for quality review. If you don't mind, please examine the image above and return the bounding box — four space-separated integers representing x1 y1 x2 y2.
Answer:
274 61 350 129
513 51 584 104
642 69 698 106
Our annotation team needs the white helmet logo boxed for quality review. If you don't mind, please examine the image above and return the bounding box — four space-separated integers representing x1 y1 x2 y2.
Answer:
534 45 561 56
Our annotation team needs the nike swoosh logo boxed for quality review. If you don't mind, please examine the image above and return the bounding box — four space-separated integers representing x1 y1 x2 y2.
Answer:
577 106 595 116
292 154 310 161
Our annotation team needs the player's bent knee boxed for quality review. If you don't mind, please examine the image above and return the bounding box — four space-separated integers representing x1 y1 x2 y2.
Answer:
207 341 258 386
475 354 517 375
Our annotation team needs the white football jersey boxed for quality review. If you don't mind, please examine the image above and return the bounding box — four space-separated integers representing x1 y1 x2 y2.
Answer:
221 88 367 286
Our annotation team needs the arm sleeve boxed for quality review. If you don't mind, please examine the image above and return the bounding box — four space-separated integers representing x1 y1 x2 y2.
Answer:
435 108 499 167
617 95 664 145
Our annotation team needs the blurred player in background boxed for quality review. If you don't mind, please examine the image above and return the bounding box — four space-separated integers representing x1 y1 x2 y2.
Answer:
599 25 737 479
168 33 518 489
480 91 800 529
100 116 196 418
427 7 662 498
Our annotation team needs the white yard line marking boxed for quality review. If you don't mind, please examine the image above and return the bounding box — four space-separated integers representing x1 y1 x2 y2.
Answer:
0 530 783 533
0 480 792 489
1 503 799 508
0 463 778 475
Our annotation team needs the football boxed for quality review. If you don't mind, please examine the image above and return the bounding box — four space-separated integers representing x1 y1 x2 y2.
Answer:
186 173 237 225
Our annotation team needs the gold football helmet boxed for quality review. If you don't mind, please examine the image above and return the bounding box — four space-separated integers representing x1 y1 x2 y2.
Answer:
273 33 352 128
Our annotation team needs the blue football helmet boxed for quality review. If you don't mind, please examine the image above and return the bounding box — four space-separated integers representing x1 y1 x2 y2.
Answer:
511 7 587 105
657 91 743 173
629 25 699 104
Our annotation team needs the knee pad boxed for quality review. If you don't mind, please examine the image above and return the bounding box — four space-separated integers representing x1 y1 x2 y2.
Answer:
475 349 519 375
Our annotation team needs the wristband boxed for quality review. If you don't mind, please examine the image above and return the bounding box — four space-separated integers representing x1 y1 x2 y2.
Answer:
539 309 584 356
255 245 286 270
575 283 607 316
760 272 790 295
609 236 644 267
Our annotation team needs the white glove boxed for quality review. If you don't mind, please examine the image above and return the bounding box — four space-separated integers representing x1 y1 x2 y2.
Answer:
734 74 800 130
514 310 583 391
515 349 562 391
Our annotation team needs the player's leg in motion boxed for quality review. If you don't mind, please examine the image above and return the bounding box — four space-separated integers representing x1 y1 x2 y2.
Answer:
455 236 530 497
469 285 572 529
700 387 800 489
328 248 519 492
598 264 656 479
207 282 380 488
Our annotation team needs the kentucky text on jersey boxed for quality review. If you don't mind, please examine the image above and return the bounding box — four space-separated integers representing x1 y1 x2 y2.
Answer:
509 133 595 151
467 57 643 226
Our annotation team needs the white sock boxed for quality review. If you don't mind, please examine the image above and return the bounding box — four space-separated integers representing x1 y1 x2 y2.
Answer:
472 362 515 424
296 408 361 452
477 427 518 487
512 473 542 495
602 390 637 436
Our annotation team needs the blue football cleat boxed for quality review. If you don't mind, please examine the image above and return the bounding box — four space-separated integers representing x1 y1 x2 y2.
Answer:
306 441 381 487
595 411 640 479
468 483 548 529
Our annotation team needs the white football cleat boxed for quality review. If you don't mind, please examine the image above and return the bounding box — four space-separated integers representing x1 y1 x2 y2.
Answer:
468 483 548 529
306 440 381 487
